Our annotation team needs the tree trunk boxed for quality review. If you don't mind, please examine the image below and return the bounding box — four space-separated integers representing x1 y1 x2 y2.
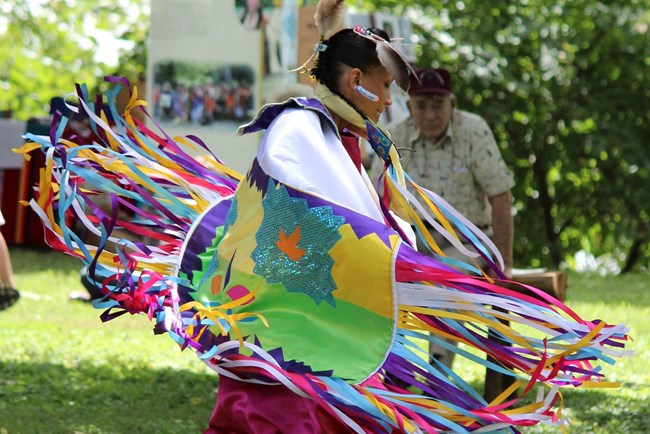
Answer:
622 226 647 274
531 154 563 268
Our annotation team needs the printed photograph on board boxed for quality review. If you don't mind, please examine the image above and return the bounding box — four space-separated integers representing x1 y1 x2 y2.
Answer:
234 0 297 75
151 61 256 133
239 0 302 103
235 0 272 30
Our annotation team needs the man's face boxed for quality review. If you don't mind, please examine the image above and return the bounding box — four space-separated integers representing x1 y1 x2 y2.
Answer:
408 93 454 141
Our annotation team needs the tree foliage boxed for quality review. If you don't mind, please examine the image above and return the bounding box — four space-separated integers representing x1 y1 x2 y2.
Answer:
357 0 649 272
2 0 648 273
0 0 148 120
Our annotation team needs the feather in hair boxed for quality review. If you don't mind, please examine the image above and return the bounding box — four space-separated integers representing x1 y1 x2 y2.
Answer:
377 42 417 92
314 0 346 39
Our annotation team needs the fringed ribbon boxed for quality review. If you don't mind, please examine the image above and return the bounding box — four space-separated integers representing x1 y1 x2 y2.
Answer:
20 77 240 332
18 78 631 433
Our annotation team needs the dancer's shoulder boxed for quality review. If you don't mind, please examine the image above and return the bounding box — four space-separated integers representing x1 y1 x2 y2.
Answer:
237 97 336 136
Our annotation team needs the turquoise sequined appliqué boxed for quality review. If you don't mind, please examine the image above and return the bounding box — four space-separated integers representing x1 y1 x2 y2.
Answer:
251 179 345 306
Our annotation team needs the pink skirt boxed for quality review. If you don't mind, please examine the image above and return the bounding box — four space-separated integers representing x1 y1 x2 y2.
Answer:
204 375 357 434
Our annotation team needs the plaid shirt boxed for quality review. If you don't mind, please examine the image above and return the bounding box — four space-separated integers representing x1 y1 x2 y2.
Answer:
371 109 514 228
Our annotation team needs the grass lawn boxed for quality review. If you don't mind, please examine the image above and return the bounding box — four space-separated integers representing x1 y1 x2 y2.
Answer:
1 248 648 433
0 249 216 433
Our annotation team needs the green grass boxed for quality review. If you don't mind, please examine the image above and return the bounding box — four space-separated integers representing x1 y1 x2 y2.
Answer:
0 249 215 433
1 248 648 433
532 273 650 433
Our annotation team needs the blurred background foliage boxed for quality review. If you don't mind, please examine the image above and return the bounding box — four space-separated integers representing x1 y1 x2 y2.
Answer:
356 0 649 273
1 0 648 273
0 0 148 119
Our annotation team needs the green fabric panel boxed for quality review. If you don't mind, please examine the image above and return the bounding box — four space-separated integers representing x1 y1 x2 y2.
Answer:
194 266 393 383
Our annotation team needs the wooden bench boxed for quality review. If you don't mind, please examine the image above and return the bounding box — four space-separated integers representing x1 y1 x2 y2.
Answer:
507 269 567 302
484 270 568 402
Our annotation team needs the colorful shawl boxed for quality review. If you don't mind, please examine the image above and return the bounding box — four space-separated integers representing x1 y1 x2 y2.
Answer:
18 79 630 433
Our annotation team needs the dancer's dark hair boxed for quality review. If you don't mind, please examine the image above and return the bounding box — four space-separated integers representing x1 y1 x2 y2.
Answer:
310 27 390 94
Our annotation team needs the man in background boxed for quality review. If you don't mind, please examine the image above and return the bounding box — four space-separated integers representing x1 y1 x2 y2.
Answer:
371 67 515 373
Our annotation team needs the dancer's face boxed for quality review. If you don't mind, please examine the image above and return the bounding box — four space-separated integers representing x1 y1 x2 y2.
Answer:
346 66 394 124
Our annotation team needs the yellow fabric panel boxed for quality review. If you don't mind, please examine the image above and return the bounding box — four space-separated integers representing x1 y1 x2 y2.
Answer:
329 225 398 319
215 181 264 275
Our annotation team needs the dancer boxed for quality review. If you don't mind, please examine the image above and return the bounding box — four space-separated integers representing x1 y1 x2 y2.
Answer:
20 1 629 432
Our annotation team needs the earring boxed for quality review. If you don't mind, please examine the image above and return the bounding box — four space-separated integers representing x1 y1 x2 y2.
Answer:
355 85 379 102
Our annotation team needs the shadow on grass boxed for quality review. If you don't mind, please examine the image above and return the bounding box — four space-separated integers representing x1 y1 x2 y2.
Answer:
0 359 217 434
1 362 648 433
